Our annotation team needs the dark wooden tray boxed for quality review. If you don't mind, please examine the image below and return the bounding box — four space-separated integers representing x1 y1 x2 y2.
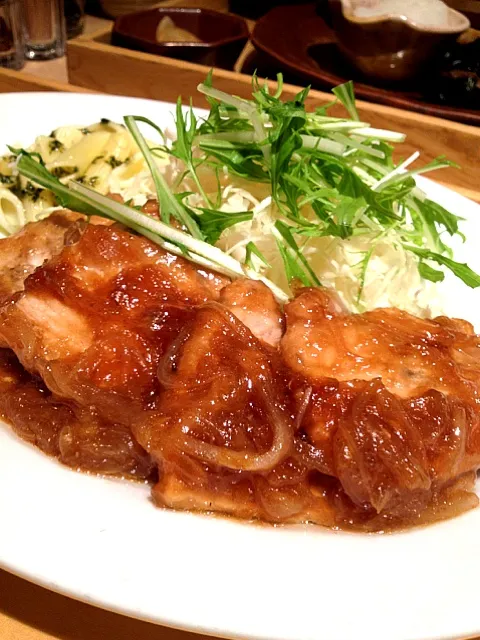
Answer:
251 3 480 127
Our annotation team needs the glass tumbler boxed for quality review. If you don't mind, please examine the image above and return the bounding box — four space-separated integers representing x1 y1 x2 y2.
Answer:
0 0 24 70
24 0 66 60
65 0 86 39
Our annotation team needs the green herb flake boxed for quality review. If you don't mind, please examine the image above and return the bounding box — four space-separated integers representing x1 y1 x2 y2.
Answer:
0 173 16 186
49 138 64 153
78 175 99 187
107 156 123 169
51 166 77 179
22 181 43 202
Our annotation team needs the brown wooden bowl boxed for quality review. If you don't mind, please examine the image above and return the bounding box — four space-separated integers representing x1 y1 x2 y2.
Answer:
112 7 249 69
250 3 480 126
328 0 470 82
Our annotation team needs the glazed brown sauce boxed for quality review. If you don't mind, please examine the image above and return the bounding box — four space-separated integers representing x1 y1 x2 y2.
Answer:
0 349 154 479
1 220 479 533
0 345 477 532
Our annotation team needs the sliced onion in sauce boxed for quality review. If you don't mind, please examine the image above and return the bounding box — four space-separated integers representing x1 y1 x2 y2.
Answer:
176 382 293 472
167 301 294 472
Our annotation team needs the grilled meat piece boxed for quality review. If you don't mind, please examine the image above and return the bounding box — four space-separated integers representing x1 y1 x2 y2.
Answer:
282 288 480 525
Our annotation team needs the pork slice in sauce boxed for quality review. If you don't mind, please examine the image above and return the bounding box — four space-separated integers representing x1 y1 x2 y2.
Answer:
219 279 284 347
0 217 228 427
0 210 85 305
133 301 339 526
3 209 480 530
282 287 480 528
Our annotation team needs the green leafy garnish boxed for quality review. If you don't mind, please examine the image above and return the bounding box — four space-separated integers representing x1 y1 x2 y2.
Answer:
245 241 271 272
332 81 360 121
172 98 212 207
16 149 288 301
124 115 203 239
194 76 478 300
193 208 253 244
405 246 480 288
273 221 321 288
12 73 479 309
418 261 445 284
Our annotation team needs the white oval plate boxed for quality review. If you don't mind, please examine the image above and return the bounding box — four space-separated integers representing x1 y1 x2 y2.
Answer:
1 92 480 640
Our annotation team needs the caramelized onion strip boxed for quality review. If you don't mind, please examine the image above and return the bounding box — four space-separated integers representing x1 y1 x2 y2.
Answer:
294 439 334 476
295 386 312 430
177 381 293 472
157 324 194 390
157 304 236 391
169 301 294 472
203 301 270 352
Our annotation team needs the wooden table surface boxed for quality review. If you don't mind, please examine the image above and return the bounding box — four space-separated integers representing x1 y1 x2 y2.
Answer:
2 7 480 640
0 570 214 640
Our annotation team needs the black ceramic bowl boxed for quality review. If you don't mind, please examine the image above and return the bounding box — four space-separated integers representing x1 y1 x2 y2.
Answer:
112 7 249 69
